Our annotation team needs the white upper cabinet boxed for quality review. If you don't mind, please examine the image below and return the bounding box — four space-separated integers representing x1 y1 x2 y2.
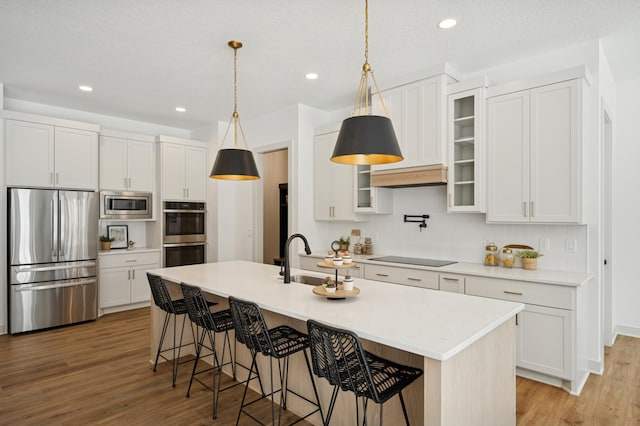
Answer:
5 112 99 190
99 130 155 192
487 76 584 223
447 83 486 213
371 73 452 172
314 125 363 221
158 136 208 201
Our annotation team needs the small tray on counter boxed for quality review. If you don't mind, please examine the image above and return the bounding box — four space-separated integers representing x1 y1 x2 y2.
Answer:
317 261 357 269
312 284 360 300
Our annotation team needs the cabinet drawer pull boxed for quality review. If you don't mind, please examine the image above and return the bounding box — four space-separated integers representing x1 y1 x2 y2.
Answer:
376 273 389 277
442 277 458 281
125 260 137 263
504 290 523 296
530 201 535 217
407 277 422 282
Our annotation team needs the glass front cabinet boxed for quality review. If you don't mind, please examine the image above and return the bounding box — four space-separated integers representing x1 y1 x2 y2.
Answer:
447 82 486 213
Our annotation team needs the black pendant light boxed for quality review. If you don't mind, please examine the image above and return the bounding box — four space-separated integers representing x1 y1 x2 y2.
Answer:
210 40 260 180
331 0 403 165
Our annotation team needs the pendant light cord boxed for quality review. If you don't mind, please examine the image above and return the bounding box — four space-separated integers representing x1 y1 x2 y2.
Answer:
219 41 249 151
352 0 389 118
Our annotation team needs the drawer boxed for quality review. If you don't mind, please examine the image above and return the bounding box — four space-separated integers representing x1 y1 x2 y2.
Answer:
439 273 465 293
298 256 363 278
365 264 438 290
99 251 161 269
465 276 574 310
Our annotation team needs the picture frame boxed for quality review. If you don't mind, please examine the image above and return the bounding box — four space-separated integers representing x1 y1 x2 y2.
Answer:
107 225 129 249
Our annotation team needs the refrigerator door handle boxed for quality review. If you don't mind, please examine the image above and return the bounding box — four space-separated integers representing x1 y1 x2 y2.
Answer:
14 279 96 292
14 261 97 273
51 199 55 256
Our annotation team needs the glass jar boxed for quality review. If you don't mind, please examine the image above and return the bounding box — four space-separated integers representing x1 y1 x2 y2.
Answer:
363 237 373 256
484 242 498 266
353 242 362 255
500 248 515 268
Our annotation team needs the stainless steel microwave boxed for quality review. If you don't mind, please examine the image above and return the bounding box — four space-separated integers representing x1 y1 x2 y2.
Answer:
100 191 152 219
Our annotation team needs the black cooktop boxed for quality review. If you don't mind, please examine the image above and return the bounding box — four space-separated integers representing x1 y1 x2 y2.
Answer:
369 256 457 267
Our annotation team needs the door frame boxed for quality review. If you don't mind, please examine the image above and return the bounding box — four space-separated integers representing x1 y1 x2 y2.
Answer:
252 141 292 264
601 101 614 347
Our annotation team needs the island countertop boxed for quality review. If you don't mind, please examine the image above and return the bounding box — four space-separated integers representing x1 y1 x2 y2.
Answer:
147 260 523 361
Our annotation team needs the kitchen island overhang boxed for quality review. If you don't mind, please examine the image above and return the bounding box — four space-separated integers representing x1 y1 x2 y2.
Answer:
147 260 524 425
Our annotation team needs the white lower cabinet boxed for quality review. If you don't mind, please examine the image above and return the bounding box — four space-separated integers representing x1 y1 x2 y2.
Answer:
364 264 439 290
99 251 160 312
516 304 573 380
439 273 465 293
465 275 575 381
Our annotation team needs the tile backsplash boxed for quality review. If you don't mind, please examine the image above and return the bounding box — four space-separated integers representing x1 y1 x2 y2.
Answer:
326 186 587 272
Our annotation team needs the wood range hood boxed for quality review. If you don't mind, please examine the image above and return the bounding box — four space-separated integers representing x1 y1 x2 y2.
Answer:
370 164 448 188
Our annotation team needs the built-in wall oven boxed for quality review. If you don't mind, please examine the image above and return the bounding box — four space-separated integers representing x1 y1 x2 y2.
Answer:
163 201 206 267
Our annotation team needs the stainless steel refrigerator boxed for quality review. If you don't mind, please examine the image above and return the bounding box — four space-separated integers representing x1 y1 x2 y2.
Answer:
8 188 99 333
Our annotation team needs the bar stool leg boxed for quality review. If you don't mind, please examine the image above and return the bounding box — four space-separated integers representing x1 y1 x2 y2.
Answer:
303 349 325 425
325 385 339 426
399 391 410 425
236 352 259 426
153 311 171 372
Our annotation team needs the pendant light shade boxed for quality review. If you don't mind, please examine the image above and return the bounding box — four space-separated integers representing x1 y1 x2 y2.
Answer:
331 115 402 165
209 148 260 180
331 0 403 166
210 40 260 180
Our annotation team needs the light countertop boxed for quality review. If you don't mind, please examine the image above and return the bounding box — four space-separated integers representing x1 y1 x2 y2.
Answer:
99 247 161 256
301 253 593 287
147 260 523 361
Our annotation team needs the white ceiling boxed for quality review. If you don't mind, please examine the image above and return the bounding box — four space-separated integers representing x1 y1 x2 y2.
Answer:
1 0 639 130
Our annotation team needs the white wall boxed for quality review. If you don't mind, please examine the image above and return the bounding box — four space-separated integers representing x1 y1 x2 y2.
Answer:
0 83 6 333
227 104 340 265
613 76 640 337
191 122 220 263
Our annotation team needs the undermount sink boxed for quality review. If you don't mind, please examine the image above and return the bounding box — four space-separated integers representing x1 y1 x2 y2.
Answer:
280 274 325 286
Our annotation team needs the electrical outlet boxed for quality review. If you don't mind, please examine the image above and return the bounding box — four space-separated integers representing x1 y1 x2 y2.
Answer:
566 239 577 253
540 238 550 251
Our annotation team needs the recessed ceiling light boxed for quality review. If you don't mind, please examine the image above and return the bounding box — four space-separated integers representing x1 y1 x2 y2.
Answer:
175 107 186 112
305 73 319 80
438 18 457 29
78 85 93 92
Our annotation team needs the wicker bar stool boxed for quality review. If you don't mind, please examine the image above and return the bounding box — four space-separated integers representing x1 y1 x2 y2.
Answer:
307 319 424 426
147 273 216 387
228 296 324 426
180 282 260 420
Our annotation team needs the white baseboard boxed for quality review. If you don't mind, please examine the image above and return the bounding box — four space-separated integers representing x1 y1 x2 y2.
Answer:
516 367 590 396
614 324 640 339
589 359 604 376
0 324 6 335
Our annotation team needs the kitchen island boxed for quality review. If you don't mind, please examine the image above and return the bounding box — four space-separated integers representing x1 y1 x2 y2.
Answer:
147 260 524 426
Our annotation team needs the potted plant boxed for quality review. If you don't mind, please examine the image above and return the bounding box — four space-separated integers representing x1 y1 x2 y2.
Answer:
338 236 350 252
516 250 543 270
100 235 114 251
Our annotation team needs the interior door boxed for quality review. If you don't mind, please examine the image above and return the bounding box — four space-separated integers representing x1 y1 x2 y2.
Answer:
9 188 58 265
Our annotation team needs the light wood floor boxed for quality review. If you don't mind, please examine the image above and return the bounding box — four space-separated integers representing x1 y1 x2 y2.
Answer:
1 307 638 425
